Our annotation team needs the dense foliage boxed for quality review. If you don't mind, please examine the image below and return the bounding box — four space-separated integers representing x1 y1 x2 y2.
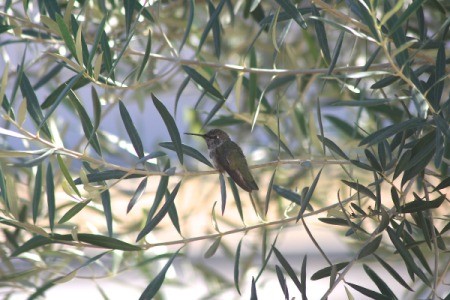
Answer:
0 0 448 299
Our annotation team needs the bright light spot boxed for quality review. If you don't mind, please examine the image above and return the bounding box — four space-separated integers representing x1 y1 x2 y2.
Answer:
105 23 112 34
106 133 119 143
356 55 366 66
190 35 200 47
252 148 267 162
58 46 67 56
1 48 10 64
110 15 119 27
34 13 40 23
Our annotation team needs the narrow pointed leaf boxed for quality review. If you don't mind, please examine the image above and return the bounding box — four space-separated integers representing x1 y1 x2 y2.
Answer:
374 254 413 291
431 41 445 107
146 174 169 223
400 195 445 213
41 75 89 109
275 265 289 300
273 246 303 293
300 255 307 299
100 30 114 80
275 0 307 29
250 277 258 300
358 235 382 259
33 63 65 91
101 189 113 237
55 15 77 58
346 282 391 300
265 169 277 216
359 118 425 146
32 164 43 223
351 159 376 171
228 178 244 222
19 74 52 139
386 227 429 285
68 90 102 156
134 1 154 22
57 155 81 197
159 142 213 167
127 178 148 213
0 167 10 211
179 0 194 51
197 0 226 54
139 249 181 300
207 0 221 58
264 125 294 158
273 185 301 205
90 86 101 138
136 181 181 242
433 176 450 191
152 94 183 164
58 233 140 250
389 0 427 36
137 29 152 81
319 217 348 226
317 136 349 160
341 180 377 201
365 149 382 172
403 229 432 275
13 149 54 167
136 151 167 165
46 163 55 231
87 17 106 68
327 30 344 75
182 66 224 100
219 173 226 215
73 170 144 184
325 115 364 139
203 98 226 127
371 75 400 89
256 232 281 281
266 75 297 93
434 114 450 140
119 100 144 159
165 189 181 234
58 200 91 224
391 187 401 212
248 48 257 113
204 237 221 258
312 5 330 63
124 0 135 36
12 235 54 256
234 238 243 295
174 77 190 117
311 262 349 280
350 202 367 216
394 150 412 179
297 168 322 221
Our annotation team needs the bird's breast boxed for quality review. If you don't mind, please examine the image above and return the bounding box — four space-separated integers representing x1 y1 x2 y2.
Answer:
209 148 224 172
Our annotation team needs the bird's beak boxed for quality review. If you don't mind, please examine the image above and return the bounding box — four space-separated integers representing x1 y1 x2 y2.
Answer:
184 132 205 137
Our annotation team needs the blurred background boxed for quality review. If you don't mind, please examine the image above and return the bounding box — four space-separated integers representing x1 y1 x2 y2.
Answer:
0 0 449 299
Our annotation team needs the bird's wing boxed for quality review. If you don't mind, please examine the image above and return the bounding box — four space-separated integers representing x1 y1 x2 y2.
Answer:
215 141 245 170
216 141 258 191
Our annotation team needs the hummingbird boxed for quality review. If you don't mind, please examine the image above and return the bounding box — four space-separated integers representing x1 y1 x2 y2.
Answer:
185 129 259 192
